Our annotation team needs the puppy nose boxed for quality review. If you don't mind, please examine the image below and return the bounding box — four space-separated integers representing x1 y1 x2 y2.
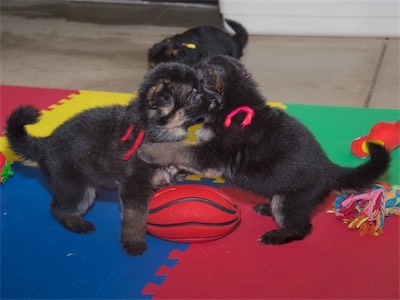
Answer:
195 116 205 123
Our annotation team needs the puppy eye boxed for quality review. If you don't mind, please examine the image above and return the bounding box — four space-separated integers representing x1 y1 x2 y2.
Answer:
189 93 200 102
156 93 174 106
188 89 201 102
158 94 173 105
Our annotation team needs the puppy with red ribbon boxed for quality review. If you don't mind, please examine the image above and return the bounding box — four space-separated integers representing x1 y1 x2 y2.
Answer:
138 55 391 246
5 63 214 256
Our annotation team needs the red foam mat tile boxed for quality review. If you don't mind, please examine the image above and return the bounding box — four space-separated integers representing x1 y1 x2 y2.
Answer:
0 85 79 134
141 249 189 298
148 187 400 299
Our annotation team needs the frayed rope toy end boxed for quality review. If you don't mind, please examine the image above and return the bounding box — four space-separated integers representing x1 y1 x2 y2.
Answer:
328 183 399 236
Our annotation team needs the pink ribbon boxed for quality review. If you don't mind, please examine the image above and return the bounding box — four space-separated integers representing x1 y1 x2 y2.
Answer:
224 106 255 128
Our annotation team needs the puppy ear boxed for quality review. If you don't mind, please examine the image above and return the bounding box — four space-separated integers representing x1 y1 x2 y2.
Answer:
206 66 224 94
146 81 165 109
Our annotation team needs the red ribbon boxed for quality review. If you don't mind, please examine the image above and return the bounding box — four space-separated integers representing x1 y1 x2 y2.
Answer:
121 125 145 160
224 106 255 128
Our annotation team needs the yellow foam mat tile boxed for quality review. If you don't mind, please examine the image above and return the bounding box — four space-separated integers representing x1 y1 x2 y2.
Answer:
1 90 134 163
27 90 135 137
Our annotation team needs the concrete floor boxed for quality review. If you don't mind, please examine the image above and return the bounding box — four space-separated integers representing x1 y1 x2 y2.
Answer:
1 1 399 109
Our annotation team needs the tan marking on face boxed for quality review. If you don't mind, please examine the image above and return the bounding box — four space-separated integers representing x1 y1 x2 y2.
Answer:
165 108 186 129
160 103 174 116
147 109 156 119
196 127 214 143
165 127 188 141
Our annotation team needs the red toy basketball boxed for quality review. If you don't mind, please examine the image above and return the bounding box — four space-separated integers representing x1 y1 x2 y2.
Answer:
147 184 241 243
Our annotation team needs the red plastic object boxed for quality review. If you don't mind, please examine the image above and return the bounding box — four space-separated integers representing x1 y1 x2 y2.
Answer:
351 121 400 158
147 185 241 243
0 85 79 134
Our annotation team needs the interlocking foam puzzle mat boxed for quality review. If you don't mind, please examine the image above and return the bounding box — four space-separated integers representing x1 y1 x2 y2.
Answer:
1 85 399 299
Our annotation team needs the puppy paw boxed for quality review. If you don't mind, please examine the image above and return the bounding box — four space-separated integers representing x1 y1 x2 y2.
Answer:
176 170 189 181
257 230 283 245
138 142 182 166
123 240 147 256
60 216 96 234
74 221 96 234
258 228 306 245
253 203 272 216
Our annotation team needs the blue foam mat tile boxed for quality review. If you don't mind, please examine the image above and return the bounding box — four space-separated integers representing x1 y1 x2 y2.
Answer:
1 163 188 299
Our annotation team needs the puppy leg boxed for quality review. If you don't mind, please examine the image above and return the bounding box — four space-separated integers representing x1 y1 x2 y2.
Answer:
138 142 190 166
258 194 312 245
119 165 154 256
253 202 272 216
120 204 148 256
138 142 222 177
51 184 96 234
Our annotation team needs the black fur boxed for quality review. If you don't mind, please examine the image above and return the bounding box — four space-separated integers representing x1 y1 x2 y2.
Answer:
5 62 214 256
147 19 248 68
138 55 391 246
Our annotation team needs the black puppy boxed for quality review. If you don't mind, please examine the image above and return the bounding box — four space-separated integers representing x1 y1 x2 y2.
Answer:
5 63 213 256
147 19 248 68
138 55 390 246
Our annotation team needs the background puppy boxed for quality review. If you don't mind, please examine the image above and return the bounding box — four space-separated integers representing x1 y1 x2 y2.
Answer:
5 62 212 256
147 19 248 68
138 55 391 246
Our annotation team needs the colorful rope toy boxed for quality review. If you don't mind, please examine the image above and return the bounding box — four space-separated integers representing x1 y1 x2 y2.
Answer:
0 151 13 184
329 183 400 236
351 121 400 158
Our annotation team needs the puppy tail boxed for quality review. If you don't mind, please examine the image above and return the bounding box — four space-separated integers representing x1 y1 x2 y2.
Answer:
225 19 248 56
330 142 390 191
5 105 44 161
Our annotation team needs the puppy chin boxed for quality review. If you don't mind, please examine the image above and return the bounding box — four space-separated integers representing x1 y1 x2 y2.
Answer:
145 126 188 142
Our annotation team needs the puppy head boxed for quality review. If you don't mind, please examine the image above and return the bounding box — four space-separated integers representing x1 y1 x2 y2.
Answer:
138 62 213 142
147 38 195 68
195 55 262 111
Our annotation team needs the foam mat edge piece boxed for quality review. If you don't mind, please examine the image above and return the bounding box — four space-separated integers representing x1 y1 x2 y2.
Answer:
141 248 189 298
26 90 135 137
1 90 135 163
